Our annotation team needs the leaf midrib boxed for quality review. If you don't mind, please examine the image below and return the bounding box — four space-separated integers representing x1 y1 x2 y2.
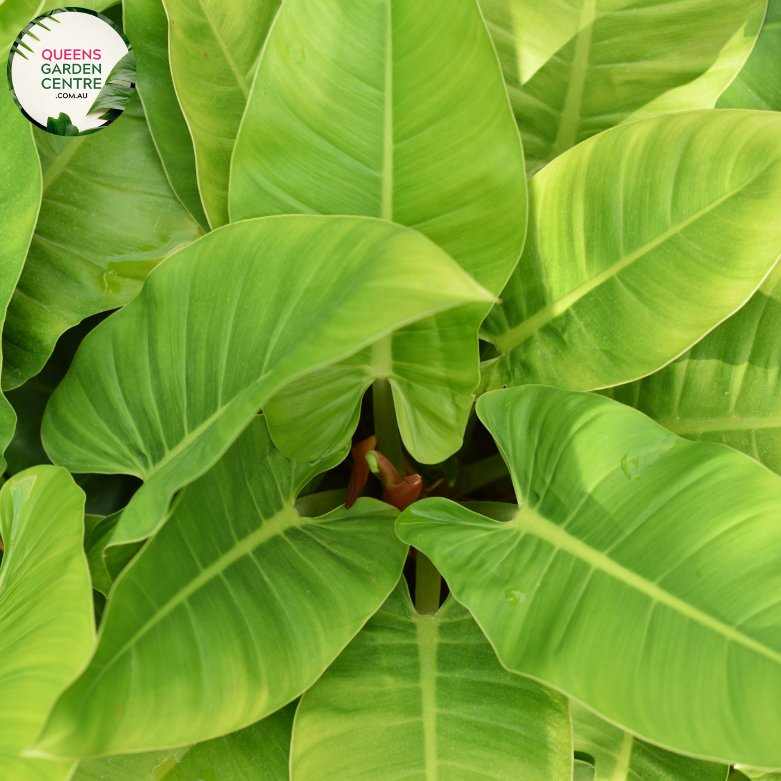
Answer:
40 136 87 192
495 165 772 354
417 616 438 781
657 413 781 435
515 505 781 666
611 731 633 781
87 502 303 691
550 0 597 160
381 0 393 221
191 0 251 98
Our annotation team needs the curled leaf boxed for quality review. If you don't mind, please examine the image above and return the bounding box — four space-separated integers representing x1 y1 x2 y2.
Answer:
366 450 423 512
346 435 377 509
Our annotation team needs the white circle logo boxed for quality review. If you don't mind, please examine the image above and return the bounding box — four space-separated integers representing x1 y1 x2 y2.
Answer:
7 8 134 136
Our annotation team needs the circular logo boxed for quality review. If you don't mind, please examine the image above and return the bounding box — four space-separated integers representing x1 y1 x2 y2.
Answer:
7 8 134 136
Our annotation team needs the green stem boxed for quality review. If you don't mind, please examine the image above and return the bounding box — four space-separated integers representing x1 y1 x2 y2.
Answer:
415 552 441 615
372 378 405 476
459 453 509 494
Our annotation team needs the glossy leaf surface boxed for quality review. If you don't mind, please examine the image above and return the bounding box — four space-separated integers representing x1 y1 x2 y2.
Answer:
5 316 141 517
0 467 93 781
480 0 766 171
482 110 781 394
0 84 40 471
84 512 121 595
42 215 489 548
292 579 571 780
35 417 406 757
231 0 526 464
397 385 781 766
2 94 202 391
572 703 728 781
73 702 296 780
124 0 209 231
718 0 781 111
162 0 280 227
608 263 781 475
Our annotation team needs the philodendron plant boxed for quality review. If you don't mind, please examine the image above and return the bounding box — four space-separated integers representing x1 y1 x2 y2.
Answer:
3 0 781 778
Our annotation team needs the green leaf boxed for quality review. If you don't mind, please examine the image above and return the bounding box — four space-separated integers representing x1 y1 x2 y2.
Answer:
606 262 781 475
84 511 121 595
291 578 571 781
89 76 136 116
45 113 82 136
575 760 597 781
87 49 136 118
718 0 781 111
73 702 296 780
5 315 140 516
0 467 93 781
572 703 728 780
162 0 280 228
34 416 406 758
0 85 40 473
229 0 526 464
1 1 117 63
397 385 781 766
41 214 491 549
480 0 766 172
2 94 203 391
123 0 210 231
481 110 781 395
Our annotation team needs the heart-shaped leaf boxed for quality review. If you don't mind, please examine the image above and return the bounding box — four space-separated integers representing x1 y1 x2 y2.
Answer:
481 110 781 394
73 702 296 780
607 262 781 475
161 0 280 227
5 317 141 517
291 579 571 781
480 0 766 171
0 85 40 471
34 416 406 758
123 0 209 231
0 467 92 781
397 385 781 767
572 703 728 781
230 0 526 464
2 94 202 391
718 0 781 111
41 214 490 555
